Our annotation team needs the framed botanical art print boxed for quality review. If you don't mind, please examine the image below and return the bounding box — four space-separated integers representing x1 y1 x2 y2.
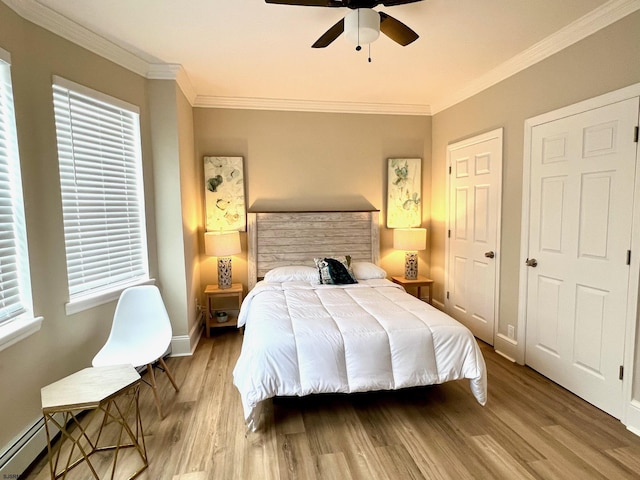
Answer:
204 156 246 231
387 158 422 228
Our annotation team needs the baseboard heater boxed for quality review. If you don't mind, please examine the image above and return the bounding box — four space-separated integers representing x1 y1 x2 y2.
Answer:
0 412 63 478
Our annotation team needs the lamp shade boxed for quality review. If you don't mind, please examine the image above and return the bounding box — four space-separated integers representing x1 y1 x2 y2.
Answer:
205 231 241 257
393 228 426 251
344 8 380 45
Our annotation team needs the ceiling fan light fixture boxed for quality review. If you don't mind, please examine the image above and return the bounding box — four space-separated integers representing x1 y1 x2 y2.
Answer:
344 8 380 45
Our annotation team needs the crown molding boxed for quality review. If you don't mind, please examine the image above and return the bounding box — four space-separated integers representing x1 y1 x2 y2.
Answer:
2 0 150 76
147 64 198 105
3 0 200 104
193 95 431 116
5 0 638 116
431 0 640 113
146 63 183 81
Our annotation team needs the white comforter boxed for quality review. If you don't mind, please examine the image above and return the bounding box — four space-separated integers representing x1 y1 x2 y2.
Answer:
232 279 487 430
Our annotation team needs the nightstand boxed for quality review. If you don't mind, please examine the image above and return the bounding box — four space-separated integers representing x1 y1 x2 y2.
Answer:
204 283 243 337
391 275 434 304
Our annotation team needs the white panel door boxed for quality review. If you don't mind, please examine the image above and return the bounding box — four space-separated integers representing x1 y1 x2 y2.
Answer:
525 97 639 418
446 129 502 345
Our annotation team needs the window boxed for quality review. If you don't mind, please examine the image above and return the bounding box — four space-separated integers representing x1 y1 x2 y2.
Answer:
0 52 32 325
0 49 39 351
52 76 149 313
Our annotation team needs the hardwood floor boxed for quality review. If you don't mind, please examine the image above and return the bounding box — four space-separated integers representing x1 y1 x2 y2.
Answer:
24 330 640 479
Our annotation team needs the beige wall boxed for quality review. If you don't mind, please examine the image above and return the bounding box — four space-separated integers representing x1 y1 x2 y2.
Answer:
193 108 432 289
0 2 158 451
148 81 199 347
149 80 189 338
177 88 201 339
431 12 640 363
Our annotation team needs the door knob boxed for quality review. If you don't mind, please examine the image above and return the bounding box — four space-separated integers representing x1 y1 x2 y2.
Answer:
525 258 538 267
484 251 495 258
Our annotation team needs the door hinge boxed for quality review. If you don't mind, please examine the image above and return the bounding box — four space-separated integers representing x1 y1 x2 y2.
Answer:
634 126 639 143
619 365 624 380
446 291 450 300
448 229 451 238
627 250 631 265
449 165 452 174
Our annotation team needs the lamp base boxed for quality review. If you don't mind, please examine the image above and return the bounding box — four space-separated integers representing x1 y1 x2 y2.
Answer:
404 252 418 280
217 257 232 289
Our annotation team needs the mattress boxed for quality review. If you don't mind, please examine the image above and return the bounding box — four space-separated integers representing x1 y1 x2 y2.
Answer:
232 278 487 430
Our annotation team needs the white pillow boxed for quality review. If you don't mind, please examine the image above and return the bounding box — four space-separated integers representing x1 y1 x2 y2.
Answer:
351 262 387 280
263 265 319 283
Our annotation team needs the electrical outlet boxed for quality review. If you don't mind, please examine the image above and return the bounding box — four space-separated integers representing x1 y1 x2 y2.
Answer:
507 324 515 340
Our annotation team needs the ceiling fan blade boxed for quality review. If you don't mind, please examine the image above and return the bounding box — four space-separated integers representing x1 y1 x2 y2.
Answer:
312 18 345 48
265 0 343 6
379 12 419 46
379 0 423 6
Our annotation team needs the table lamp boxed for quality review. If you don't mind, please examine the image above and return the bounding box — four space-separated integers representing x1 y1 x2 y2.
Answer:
393 228 426 280
205 231 241 289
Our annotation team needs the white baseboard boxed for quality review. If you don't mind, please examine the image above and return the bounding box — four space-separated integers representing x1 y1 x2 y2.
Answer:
494 333 523 365
431 299 445 310
170 335 192 356
494 348 516 363
624 399 640 438
170 312 203 357
627 424 640 438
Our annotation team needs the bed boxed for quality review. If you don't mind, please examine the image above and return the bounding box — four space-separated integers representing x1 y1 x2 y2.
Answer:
233 210 487 431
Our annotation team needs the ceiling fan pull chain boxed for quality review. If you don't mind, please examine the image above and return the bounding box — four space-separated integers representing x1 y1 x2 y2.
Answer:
356 9 361 51
368 43 372 63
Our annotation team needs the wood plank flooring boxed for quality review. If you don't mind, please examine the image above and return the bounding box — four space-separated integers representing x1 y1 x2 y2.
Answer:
24 330 640 479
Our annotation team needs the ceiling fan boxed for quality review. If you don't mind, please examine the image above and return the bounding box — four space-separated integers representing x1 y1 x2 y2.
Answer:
265 0 422 49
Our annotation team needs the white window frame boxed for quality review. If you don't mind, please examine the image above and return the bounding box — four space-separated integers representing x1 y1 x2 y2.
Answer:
52 76 150 315
0 47 41 352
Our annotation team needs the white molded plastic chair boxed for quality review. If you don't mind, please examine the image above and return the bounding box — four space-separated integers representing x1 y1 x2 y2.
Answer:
92 285 180 418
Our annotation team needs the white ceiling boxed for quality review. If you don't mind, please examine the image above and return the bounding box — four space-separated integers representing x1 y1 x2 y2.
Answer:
5 0 638 114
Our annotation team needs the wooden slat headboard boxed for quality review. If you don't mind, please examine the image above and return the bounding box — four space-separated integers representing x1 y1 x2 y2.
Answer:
248 211 380 289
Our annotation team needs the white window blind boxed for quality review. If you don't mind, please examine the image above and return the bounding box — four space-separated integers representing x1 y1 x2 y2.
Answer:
52 77 149 300
0 57 32 325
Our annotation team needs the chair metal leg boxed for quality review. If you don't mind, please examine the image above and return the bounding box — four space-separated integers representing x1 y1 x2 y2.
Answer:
158 357 180 392
146 363 163 419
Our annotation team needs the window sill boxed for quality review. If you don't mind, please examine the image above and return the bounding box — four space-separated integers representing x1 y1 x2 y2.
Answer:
0 315 44 353
65 278 155 315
